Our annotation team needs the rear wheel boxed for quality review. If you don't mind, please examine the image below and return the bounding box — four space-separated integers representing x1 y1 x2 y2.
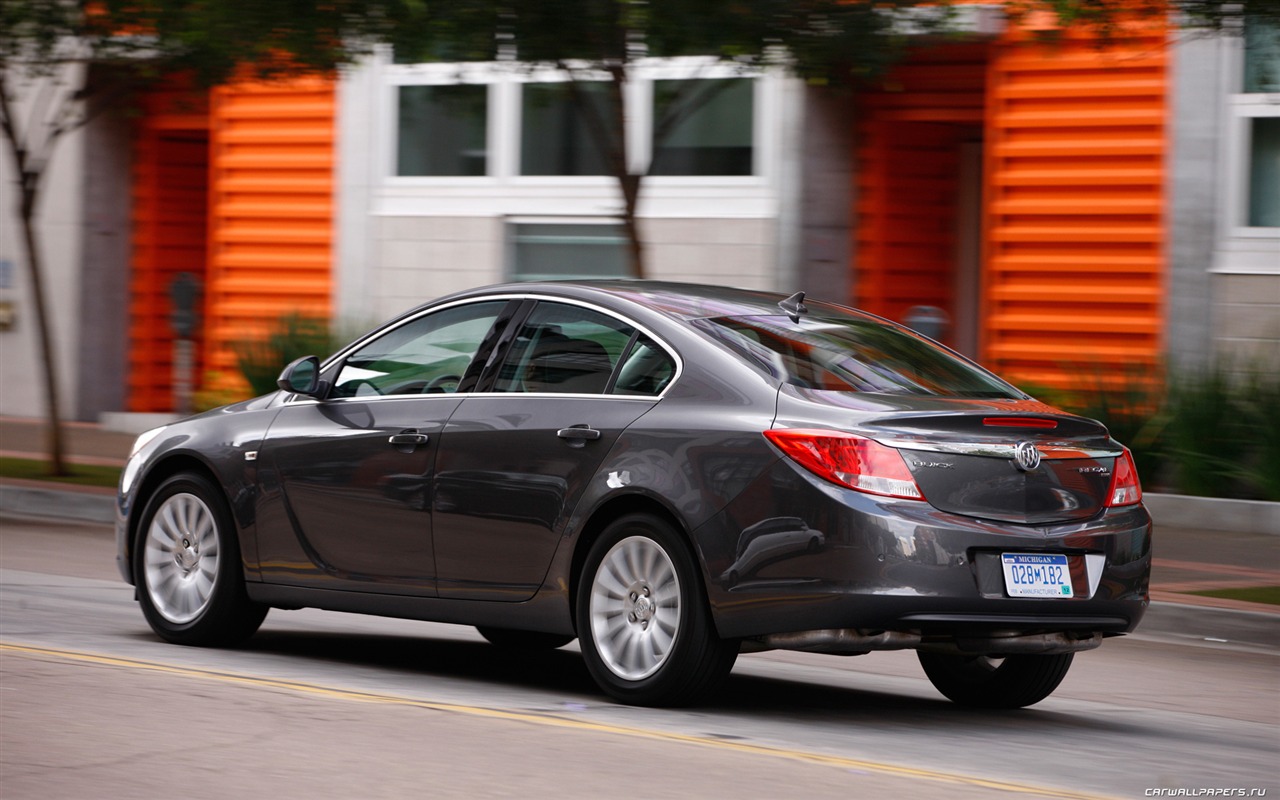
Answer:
135 473 267 646
476 627 574 650
918 651 1074 708
576 513 737 707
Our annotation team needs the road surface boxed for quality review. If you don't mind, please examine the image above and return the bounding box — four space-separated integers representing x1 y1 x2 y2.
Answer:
2 514 1275 799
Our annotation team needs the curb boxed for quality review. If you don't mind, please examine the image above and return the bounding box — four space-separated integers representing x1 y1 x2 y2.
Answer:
0 482 116 525
1144 493 1280 537
1138 601 1280 651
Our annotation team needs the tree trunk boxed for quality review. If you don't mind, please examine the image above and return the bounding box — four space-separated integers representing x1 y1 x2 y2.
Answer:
17 176 68 475
619 171 643 278
568 64 648 279
1 78 69 476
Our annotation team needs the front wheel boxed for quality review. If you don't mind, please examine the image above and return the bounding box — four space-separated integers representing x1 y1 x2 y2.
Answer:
917 651 1074 708
576 513 737 707
135 473 267 646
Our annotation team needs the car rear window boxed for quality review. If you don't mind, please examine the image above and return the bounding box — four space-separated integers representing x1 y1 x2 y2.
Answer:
693 313 1023 399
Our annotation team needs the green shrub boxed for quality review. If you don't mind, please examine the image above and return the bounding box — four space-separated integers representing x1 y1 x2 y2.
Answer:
1163 365 1249 498
1226 368 1280 501
1020 363 1167 485
234 312 341 397
1023 359 1278 501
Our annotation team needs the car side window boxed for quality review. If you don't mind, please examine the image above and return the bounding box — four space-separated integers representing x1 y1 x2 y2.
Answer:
329 301 506 398
493 303 634 395
612 334 676 396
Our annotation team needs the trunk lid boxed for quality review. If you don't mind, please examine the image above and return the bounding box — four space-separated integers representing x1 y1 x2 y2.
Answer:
775 386 1124 525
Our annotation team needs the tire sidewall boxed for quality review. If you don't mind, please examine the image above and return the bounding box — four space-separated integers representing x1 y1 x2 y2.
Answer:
134 472 248 645
576 513 719 705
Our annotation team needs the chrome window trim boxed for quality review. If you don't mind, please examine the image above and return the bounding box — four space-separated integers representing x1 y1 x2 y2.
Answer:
284 392 661 407
286 292 683 404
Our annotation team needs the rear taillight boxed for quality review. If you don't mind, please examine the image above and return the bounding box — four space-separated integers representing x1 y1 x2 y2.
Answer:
1105 448 1143 507
764 428 925 500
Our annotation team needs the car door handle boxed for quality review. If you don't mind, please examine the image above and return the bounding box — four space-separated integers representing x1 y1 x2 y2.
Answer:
557 425 601 441
388 431 429 446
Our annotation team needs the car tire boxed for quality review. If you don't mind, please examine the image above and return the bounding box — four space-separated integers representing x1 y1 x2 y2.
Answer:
917 651 1074 708
576 513 738 707
476 627 575 650
135 472 268 646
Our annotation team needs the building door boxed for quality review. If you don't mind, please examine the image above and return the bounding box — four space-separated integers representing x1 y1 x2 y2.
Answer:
128 92 211 412
852 44 991 356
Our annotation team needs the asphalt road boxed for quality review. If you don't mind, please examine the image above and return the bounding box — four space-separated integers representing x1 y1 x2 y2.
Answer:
2 515 1276 800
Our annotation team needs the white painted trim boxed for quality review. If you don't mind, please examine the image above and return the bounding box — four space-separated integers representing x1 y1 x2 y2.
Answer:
1211 36 1280 275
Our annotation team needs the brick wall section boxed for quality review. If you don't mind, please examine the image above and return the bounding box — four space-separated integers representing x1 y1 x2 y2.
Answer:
1211 274 1280 368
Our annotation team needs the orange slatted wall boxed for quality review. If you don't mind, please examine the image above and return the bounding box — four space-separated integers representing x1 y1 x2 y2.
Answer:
982 26 1167 389
855 45 989 336
127 89 210 412
204 78 335 389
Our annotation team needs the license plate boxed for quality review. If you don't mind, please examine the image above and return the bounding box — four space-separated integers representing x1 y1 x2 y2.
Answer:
1002 553 1073 598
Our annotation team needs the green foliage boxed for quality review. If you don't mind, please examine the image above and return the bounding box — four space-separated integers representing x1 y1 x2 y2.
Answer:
191 371 251 413
1164 365 1247 498
1189 585 1280 606
0 457 121 489
1028 360 1280 502
1020 364 1167 483
233 312 340 398
1239 369 1280 501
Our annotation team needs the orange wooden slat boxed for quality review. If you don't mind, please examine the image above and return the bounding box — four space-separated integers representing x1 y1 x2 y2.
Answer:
203 77 336 392
981 23 1168 391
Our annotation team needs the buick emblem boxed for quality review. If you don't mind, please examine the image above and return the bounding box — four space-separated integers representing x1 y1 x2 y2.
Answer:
1012 441 1041 472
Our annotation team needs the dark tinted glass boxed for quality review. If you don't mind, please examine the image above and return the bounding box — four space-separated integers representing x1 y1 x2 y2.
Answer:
695 313 1022 399
397 85 488 176
493 302 635 394
521 82 615 175
650 78 753 176
613 334 676 396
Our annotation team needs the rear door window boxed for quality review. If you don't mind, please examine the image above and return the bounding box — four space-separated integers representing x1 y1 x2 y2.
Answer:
491 302 634 395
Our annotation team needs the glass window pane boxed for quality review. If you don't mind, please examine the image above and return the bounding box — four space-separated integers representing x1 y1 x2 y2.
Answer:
651 78 754 176
1244 20 1280 93
521 82 615 176
510 223 628 280
613 335 676 396
397 85 488 176
493 303 635 394
1248 117 1280 228
331 301 505 397
693 312 1022 399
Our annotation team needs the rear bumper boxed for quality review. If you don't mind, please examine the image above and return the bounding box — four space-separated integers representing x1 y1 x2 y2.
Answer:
697 460 1151 641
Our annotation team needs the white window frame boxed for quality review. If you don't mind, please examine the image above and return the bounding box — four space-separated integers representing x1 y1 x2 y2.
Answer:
384 61 504 187
1214 36 1280 275
1223 98 1280 238
381 55 774 188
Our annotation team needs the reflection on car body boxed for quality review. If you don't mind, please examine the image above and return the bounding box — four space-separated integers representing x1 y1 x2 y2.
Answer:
721 517 825 585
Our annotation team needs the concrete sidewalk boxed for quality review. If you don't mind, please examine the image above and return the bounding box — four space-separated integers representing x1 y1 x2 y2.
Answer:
2 414 1277 627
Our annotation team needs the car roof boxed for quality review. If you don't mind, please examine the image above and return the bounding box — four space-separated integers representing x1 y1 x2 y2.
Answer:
438 280 800 322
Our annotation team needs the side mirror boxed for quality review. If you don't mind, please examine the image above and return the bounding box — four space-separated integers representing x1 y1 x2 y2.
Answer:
277 355 325 397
